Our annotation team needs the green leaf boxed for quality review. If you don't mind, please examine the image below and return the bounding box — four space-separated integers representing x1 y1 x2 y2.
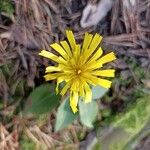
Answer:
55 97 78 132
25 83 60 114
79 100 98 128
92 86 108 100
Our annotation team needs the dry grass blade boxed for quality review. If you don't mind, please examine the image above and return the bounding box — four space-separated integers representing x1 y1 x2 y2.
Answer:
0 124 19 150
0 70 8 107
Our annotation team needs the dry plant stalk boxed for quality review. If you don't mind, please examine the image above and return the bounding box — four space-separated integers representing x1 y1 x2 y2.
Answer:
0 124 19 150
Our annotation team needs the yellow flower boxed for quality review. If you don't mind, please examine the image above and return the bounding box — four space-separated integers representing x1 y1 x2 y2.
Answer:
39 30 116 113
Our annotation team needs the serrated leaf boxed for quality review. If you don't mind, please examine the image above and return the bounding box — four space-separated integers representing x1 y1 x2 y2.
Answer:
92 86 108 100
25 83 60 114
55 97 78 132
79 100 98 128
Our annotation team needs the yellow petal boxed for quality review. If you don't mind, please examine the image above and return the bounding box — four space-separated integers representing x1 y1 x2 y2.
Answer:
92 69 115 77
58 56 68 65
80 75 96 86
85 47 103 67
77 55 84 67
57 74 72 83
70 91 78 113
71 79 79 92
82 34 102 63
60 82 70 96
79 82 85 97
45 66 61 73
44 73 60 81
97 78 112 88
89 33 102 53
70 57 77 68
73 44 81 63
84 60 103 71
97 52 116 65
84 83 92 103
66 30 76 50
58 64 72 73
50 43 68 60
82 32 93 53
60 41 72 57
89 47 103 61
39 50 59 62
85 52 116 71
82 73 112 88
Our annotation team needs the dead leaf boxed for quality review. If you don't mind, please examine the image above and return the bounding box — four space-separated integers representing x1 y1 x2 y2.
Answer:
80 0 114 28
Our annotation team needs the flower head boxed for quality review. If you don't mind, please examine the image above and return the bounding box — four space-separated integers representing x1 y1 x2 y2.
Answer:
39 30 116 113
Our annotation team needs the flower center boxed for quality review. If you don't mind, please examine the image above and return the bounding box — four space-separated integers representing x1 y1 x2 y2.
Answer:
77 69 82 75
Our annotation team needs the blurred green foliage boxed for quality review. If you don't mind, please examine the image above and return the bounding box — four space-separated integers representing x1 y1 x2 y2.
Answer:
0 63 26 102
0 0 14 14
114 94 150 134
93 142 102 150
20 135 36 150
